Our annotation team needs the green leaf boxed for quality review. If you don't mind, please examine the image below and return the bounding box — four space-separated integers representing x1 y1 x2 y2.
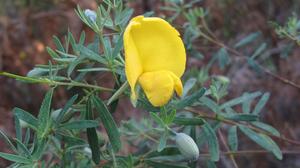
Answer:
77 44 107 64
0 130 18 152
107 82 128 106
203 122 219 161
238 125 282 160
27 68 51 77
13 108 38 130
182 78 197 97
58 120 98 130
0 152 32 164
112 36 124 59
79 31 86 45
14 138 31 157
220 91 261 110
173 117 204 125
252 92 270 115
158 131 168 152
56 94 78 123
217 48 231 69
53 36 65 53
223 114 258 121
115 8 134 26
206 160 217 168
242 93 252 114
92 96 121 152
252 121 280 137
234 32 261 48
199 97 219 113
86 98 100 164
227 126 238 151
176 88 206 109
145 160 189 168
150 112 165 127
32 138 47 160
251 43 267 59
102 36 112 58
60 134 86 147
37 88 54 139
165 109 177 125
247 58 260 73
15 116 22 142
46 47 60 59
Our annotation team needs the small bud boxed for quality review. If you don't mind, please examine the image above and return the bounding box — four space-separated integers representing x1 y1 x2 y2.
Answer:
175 133 199 160
84 9 97 23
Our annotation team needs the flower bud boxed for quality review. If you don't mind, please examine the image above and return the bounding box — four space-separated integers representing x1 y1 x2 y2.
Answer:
84 9 97 23
175 133 199 160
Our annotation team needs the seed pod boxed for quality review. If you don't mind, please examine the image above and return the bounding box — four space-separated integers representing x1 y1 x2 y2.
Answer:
175 133 199 160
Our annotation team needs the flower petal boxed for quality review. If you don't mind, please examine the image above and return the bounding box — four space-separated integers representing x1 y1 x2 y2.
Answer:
124 16 144 100
138 70 183 107
127 16 186 77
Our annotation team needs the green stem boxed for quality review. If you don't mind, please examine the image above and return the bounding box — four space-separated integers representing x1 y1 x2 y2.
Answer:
0 72 114 92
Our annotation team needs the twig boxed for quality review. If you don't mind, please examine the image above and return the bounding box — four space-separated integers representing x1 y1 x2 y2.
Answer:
199 150 300 157
198 30 300 90
218 130 239 168
185 108 300 146
0 72 114 92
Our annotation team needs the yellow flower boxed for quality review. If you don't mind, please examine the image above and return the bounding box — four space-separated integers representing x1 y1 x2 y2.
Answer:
124 16 186 107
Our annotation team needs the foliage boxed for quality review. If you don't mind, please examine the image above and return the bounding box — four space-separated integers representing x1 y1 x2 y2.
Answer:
2 0 298 167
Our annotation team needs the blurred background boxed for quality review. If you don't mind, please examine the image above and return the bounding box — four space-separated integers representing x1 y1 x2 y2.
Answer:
0 0 300 167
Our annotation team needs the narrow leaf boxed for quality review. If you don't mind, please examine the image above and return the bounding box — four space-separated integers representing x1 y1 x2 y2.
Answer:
203 122 219 161
37 88 54 139
223 114 258 121
227 126 238 151
182 78 197 97
92 96 121 152
56 94 78 123
58 120 98 130
53 36 65 53
252 93 270 115
13 108 38 130
86 98 100 164
150 112 165 127
173 117 205 125
234 32 261 48
176 88 206 109
158 131 168 152
0 152 32 164
220 91 261 110
238 125 282 160
252 121 280 137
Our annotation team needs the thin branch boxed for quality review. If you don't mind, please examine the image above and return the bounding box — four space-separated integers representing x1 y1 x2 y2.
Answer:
218 130 239 168
198 30 300 90
0 72 114 92
185 108 300 146
199 150 300 157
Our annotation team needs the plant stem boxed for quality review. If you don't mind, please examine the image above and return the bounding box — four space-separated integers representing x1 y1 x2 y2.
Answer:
200 150 300 157
218 130 239 168
0 72 114 92
185 107 300 146
198 29 300 90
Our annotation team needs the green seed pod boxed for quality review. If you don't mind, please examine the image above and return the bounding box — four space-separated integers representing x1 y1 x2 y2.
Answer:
175 133 199 160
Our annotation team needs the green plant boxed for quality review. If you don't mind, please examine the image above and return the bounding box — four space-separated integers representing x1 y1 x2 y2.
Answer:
1 0 299 167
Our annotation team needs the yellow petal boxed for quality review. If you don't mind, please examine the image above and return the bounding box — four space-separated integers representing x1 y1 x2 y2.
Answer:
124 16 144 100
124 16 186 98
138 70 183 107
